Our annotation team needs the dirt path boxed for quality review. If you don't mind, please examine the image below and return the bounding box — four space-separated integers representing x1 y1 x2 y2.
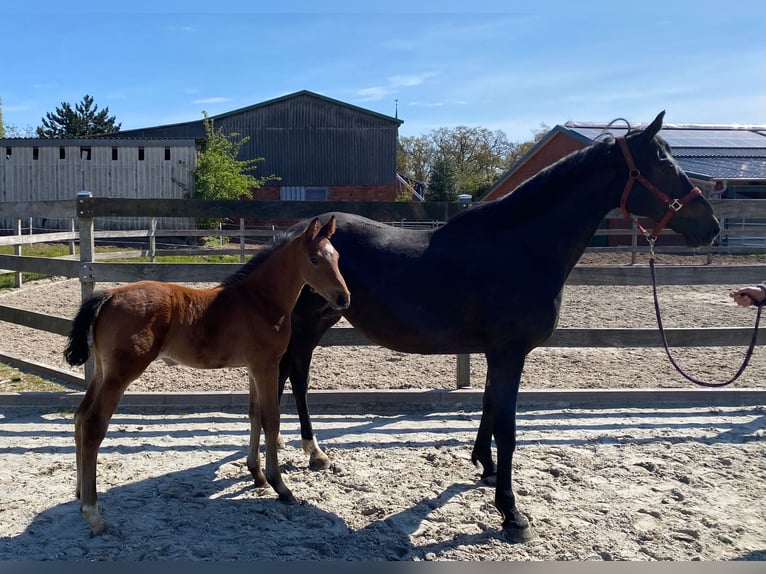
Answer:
1 404 764 561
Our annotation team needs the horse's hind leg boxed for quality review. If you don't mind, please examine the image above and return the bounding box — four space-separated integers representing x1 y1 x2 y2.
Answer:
246 373 268 488
74 367 132 535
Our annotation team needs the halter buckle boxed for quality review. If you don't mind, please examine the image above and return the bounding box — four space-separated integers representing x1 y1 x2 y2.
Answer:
669 198 683 212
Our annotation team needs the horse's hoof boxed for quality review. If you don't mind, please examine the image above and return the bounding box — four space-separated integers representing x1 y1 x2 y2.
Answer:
502 524 535 544
278 491 297 504
81 505 106 536
308 455 332 471
480 473 497 487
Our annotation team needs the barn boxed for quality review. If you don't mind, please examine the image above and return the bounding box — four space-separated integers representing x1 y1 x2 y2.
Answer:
0 137 199 233
481 121 766 246
109 90 404 204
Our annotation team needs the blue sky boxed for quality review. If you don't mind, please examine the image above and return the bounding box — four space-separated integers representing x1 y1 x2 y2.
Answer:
2 0 764 142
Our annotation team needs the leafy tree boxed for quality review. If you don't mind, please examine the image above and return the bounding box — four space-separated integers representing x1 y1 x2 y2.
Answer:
0 97 5 138
190 112 277 201
426 154 459 201
398 124 550 200
36 94 120 137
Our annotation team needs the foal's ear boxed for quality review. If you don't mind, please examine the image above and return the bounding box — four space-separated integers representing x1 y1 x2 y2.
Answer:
319 215 337 239
643 111 665 139
305 217 322 242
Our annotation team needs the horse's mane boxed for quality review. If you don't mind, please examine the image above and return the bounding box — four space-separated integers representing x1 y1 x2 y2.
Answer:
443 134 618 233
219 230 293 286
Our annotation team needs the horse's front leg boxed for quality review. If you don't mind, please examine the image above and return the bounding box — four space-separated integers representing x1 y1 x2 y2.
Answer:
246 373 268 488
251 363 296 502
279 343 330 470
485 347 534 543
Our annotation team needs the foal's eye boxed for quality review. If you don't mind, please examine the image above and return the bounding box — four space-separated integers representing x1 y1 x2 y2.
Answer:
310 256 320 265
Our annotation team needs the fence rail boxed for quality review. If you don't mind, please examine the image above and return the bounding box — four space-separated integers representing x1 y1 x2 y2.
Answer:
3 196 766 389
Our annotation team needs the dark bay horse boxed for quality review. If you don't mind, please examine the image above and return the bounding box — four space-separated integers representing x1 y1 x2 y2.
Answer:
278 112 720 542
64 216 350 535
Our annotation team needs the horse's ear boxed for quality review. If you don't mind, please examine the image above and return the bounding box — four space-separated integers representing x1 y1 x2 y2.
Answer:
305 217 321 242
320 215 337 239
644 111 665 139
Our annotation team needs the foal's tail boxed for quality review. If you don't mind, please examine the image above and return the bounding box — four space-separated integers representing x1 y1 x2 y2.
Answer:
63 293 111 366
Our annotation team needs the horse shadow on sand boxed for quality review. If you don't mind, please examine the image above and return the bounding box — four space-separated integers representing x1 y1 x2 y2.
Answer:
0 450 503 561
1 405 764 561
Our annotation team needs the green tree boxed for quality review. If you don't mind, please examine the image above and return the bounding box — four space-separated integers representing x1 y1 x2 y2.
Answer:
426 154 458 201
36 94 120 137
190 112 277 201
0 97 5 138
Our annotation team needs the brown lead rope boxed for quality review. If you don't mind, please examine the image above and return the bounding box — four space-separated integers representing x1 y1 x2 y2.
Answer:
650 257 764 387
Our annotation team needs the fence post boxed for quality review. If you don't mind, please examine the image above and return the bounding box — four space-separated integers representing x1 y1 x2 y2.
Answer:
13 218 22 288
456 354 470 388
631 220 638 265
149 217 157 262
240 218 246 263
68 218 76 256
77 191 96 384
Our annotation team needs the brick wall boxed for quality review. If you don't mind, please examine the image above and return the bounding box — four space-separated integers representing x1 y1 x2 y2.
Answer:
483 133 585 202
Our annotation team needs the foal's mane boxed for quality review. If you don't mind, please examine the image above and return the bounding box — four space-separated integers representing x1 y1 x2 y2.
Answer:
219 231 293 287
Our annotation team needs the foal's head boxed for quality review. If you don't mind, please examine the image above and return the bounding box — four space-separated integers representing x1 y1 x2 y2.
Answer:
297 215 350 311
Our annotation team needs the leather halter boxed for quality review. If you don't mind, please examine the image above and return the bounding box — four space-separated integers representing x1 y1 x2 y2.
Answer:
617 136 702 241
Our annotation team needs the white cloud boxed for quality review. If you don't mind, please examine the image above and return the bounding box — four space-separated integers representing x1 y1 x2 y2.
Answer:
192 97 233 105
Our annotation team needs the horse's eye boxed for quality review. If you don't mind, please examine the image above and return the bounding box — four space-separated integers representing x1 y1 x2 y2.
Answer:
310 256 320 265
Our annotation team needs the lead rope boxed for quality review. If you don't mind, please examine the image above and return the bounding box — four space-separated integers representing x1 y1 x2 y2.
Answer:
649 242 764 387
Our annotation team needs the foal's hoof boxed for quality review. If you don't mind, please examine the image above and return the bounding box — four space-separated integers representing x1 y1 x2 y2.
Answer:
81 505 106 536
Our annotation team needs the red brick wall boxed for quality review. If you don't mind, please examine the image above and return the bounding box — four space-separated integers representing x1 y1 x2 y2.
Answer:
483 133 585 202
251 184 398 202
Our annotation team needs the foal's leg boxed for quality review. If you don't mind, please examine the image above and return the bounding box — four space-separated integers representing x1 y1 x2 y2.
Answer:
246 373 268 488
251 363 295 502
74 362 137 535
484 347 534 543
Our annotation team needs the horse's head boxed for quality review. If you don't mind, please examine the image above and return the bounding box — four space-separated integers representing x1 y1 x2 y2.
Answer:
300 215 350 311
618 111 720 247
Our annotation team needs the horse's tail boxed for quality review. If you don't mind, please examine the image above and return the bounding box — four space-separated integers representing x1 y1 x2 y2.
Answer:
63 292 111 366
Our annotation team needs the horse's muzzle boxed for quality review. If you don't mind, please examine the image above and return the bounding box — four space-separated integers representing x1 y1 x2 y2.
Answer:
330 291 351 311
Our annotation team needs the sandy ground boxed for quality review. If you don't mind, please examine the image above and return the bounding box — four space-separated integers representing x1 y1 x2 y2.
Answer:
0 253 765 561
0 405 764 561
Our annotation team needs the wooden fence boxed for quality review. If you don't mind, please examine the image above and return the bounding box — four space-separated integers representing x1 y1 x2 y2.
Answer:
2 195 766 389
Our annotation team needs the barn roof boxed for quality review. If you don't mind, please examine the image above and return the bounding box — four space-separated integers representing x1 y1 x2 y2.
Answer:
483 121 766 201
111 89 402 138
565 123 766 181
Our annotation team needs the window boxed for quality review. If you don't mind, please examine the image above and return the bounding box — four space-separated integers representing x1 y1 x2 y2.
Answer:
33 147 39 160
59 147 66 159
138 147 145 161
164 147 171 161
80 147 91 160
280 186 328 201
5 147 11 159
112 147 118 160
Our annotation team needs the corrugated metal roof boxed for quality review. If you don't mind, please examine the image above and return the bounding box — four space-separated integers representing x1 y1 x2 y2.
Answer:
678 157 766 180
564 124 766 180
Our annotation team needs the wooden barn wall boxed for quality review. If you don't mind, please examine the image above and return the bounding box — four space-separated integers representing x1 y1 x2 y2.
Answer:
0 140 197 233
215 97 398 186
110 95 400 187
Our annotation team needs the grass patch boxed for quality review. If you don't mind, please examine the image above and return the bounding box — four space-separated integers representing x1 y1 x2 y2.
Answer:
0 363 74 392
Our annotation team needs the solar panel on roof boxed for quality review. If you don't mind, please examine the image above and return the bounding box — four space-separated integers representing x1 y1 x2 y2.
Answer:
567 126 766 148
